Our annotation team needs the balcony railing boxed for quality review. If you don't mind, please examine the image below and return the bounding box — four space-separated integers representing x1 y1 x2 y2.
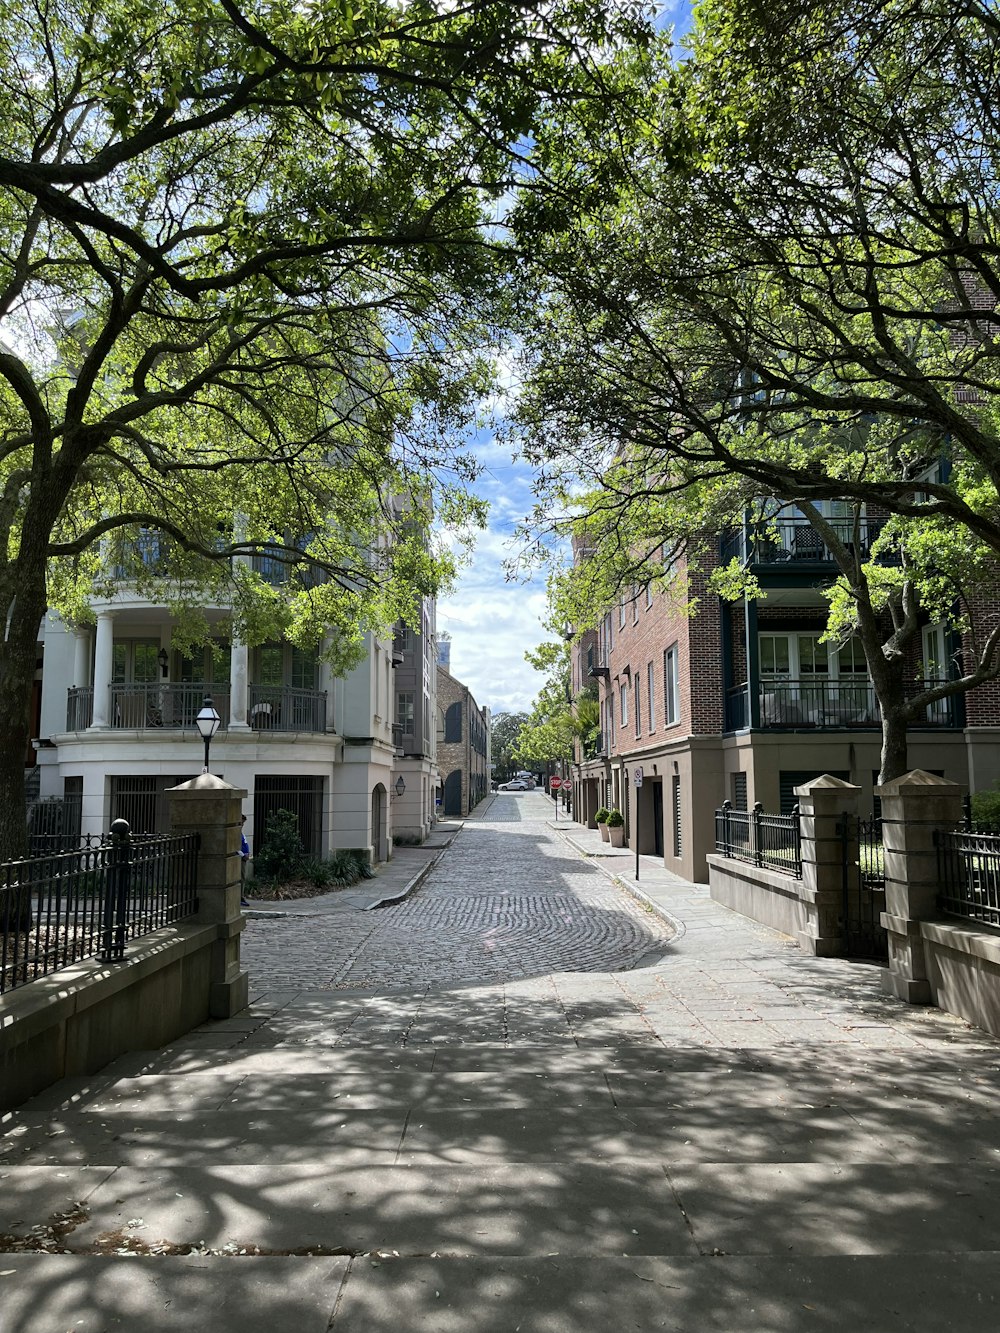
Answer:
111 530 170 580
67 686 94 730
722 516 890 566
249 685 326 733
111 683 232 729
68 683 328 734
726 679 959 731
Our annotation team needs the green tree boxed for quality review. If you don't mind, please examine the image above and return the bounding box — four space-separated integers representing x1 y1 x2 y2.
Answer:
514 638 597 769
490 710 528 784
514 0 1000 782
0 0 654 857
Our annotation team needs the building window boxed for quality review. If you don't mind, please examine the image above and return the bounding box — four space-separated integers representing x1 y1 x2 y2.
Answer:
632 587 639 625
619 596 626 629
646 582 653 610
664 644 680 726
112 639 159 684
922 623 951 722
758 633 874 725
395 624 413 654
253 643 318 690
254 775 324 857
396 691 415 736
647 662 656 732
444 700 463 743
634 674 641 738
620 683 628 728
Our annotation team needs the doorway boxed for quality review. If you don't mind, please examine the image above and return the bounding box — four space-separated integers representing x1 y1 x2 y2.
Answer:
371 783 388 863
651 780 664 858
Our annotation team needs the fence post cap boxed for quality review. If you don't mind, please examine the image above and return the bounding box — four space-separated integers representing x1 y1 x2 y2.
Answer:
875 769 964 797
109 817 130 841
794 774 860 797
167 774 244 796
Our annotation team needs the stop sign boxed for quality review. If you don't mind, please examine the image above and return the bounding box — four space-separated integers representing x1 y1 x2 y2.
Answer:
550 776 562 789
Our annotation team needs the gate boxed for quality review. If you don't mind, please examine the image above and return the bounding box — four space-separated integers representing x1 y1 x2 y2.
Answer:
839 813 888 958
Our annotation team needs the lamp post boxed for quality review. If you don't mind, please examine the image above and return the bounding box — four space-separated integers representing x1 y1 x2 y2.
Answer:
195 695 221 773
393 775 406 799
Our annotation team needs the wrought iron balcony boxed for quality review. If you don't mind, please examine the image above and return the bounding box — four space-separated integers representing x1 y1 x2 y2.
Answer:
725 679 959 731
248 685 326 733
67 686 94 730
722 516 890 567
67 682 325 734
113 683 232 729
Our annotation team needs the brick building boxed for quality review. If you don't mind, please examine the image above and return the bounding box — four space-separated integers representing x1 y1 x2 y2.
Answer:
435 664 490 816
570 515 1000 883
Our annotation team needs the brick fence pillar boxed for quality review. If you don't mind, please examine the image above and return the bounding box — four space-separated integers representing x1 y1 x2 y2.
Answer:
166 774 249 1018
796 774 861 956
877 769 964 1004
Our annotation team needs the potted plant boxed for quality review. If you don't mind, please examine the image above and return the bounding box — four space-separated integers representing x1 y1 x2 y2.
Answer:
595 806 611 841
606 808 626 847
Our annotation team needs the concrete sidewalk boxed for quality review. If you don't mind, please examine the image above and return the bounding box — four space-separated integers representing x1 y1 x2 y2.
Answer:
245 820 463 914
3 808 1000 1330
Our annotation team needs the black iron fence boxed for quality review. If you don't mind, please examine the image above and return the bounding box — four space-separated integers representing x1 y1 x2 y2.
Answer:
0 821 199 995
26 795 83 855
838 813 888 958
715 801 802 877
937 825 1000 929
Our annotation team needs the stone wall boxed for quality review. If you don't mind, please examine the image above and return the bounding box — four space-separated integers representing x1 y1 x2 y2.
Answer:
0 774 248 1113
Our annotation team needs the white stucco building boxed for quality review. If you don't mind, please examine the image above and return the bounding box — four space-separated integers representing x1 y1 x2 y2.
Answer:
32 546 439 865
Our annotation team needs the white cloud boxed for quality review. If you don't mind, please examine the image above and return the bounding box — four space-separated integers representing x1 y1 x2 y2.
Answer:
437 451 553 713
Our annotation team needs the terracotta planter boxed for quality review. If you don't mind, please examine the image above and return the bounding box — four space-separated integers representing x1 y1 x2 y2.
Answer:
597 821 610 842
608 825 626 848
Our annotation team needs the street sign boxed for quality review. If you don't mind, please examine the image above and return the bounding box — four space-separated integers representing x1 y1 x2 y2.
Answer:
550 776 562 789
634 767 643 787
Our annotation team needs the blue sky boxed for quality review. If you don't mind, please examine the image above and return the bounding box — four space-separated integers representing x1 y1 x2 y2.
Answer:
437 1 694 717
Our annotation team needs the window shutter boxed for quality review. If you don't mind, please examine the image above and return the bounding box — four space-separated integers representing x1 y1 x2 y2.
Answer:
445 701 463 743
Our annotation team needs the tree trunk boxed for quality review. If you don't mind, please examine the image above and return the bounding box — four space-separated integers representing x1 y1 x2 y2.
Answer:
878 709 910 786
0 566 49 863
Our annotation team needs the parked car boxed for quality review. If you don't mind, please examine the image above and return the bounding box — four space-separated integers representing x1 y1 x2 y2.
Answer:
498 778 532 791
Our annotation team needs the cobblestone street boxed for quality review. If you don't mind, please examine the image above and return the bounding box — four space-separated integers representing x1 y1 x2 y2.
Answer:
8 797 1000 1330
240 791 671 998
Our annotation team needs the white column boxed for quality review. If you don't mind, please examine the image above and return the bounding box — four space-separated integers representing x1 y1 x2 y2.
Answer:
230 640 249 730
91 612 114 728
73 629 90 687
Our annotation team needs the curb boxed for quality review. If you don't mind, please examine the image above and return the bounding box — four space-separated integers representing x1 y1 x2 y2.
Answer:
244 825 465 919
548 822 686 943
611 872 687 944
363 822 465 910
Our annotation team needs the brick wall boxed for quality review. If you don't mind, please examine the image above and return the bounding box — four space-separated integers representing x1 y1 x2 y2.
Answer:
601 557 724 756
435 665 489 814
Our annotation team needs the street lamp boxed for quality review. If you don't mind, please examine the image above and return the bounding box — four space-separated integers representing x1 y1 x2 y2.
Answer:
195 695 221 773
393 775 406 799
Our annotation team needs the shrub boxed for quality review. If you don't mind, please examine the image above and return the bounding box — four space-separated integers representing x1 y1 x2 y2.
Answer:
595 807 610 824
347 848 375 879
971 787 1000 831
300 856 336 887
605 808 624 828
253 808 305 881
